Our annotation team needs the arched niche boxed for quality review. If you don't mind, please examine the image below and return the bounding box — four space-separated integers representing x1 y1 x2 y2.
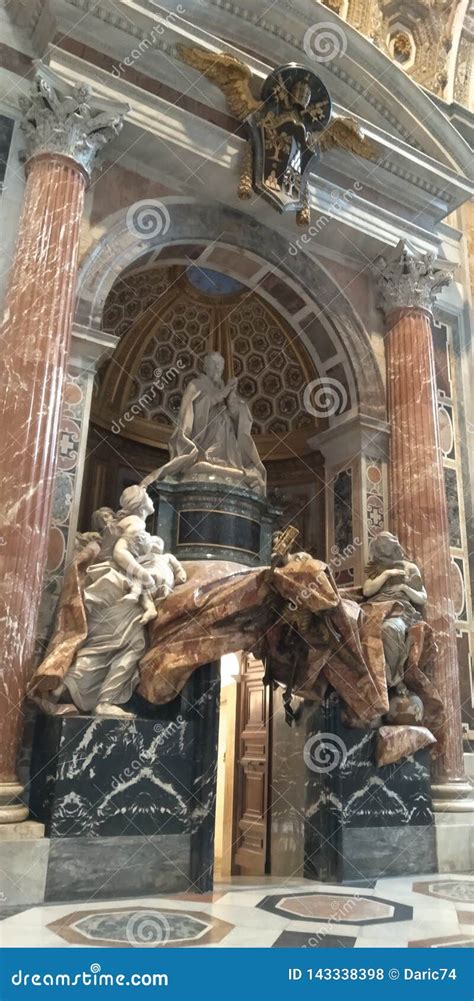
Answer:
76 197 386 431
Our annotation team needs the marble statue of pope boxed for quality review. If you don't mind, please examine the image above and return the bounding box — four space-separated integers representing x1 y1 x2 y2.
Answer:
142 352 266 496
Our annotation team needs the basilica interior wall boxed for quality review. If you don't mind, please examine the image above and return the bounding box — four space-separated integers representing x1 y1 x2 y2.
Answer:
0 1 473 874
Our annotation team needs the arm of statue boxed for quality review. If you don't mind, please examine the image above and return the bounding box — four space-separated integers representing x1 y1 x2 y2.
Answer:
399 583 427 607
141 381 201 487
223 377 238 400
362 567 406 598
168 553 187 585
113 536 154 589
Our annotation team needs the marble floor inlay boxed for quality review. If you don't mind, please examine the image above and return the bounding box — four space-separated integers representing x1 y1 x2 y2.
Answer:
408 934 474 948
258 891 412 925
412 880 474 903
48 908 233 947
0 874 471 949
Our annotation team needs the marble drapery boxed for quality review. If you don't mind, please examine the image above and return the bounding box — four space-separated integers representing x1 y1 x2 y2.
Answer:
28 553 445 766
0 66 127 821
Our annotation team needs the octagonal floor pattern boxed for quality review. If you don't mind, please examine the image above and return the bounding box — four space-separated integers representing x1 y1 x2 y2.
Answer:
0 875 472 949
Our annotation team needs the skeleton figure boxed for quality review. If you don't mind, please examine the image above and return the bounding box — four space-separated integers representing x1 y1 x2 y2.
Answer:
363 531 427 691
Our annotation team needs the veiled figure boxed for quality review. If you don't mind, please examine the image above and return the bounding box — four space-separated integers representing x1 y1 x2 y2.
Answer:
143 352 266 496
363 532 427 690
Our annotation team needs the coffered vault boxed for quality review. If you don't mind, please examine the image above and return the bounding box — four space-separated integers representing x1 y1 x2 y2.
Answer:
75 198 386 430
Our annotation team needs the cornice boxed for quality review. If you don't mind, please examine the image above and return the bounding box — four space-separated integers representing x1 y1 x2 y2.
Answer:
48 45 474 226
46 0 474 179
150 0 474 173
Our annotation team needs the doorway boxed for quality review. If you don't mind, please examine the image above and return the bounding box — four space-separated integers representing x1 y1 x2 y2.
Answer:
214 652 271 879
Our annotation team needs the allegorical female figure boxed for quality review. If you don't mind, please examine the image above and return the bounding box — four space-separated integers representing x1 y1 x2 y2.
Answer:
29 486 186 718
142 352 266 496
363 531 427 691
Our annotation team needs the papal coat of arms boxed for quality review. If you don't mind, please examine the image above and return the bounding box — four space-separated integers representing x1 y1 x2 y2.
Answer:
178 47 377 226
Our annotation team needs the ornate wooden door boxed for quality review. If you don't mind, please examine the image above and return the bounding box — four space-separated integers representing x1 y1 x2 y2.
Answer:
234 654 271 875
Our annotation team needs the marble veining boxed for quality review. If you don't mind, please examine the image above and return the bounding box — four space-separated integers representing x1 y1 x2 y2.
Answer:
304 697 436 882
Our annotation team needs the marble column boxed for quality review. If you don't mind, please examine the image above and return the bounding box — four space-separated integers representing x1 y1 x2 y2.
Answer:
375 241 470 806
0 66 127 822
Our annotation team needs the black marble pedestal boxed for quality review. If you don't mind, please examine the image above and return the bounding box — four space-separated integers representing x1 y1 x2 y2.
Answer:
304 694 437 883
29 664 220 902
150 480 280 566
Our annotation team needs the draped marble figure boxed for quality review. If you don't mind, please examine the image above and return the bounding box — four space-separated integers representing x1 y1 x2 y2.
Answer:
363 531 427 691
142 352 266 496
28 518 446 763
43 486 187 718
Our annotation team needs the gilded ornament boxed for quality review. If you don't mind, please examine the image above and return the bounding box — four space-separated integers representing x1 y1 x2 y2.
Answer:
392 31 412 61
177 46 377 225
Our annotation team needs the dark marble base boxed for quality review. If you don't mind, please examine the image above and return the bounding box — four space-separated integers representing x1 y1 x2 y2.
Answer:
339 826 437 881
304 694 437 882
29 664 220 901
151 480 280 566
44 834 190 902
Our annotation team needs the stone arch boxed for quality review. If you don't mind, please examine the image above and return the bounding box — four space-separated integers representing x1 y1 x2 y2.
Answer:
76 198 386 425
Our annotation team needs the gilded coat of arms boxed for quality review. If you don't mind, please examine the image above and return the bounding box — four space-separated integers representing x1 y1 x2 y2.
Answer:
177 47 377 226
246 65 331 217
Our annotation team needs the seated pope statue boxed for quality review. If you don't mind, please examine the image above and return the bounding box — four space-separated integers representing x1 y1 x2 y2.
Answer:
142 351 266 496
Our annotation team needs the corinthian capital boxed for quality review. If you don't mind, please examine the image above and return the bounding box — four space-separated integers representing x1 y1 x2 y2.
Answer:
19 64 129 180
373 240 453 316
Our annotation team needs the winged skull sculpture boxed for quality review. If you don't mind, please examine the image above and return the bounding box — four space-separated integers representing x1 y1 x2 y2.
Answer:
177 47 377 226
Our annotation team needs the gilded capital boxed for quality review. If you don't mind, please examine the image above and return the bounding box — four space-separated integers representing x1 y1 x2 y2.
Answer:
373 240 453 316
19 64 129 180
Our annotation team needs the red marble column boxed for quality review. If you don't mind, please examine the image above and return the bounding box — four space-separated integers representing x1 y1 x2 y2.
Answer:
386 306 464 785
376 242 470 804
0 156 86 821
0 68 126 821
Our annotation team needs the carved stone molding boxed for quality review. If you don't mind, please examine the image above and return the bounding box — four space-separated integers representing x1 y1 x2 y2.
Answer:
19 64 129 180
374 240 453 315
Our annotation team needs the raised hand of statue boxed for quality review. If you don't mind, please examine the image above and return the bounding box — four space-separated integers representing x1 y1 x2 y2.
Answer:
224 376 238 397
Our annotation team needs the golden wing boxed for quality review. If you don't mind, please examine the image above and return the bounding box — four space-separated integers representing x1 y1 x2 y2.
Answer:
318 117 378 160
176 46 260 121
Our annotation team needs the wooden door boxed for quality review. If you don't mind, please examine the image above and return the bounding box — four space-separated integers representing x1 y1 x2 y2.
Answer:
234 654 271 875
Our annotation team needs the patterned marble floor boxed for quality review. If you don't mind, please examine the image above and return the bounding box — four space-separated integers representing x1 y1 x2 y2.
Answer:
0 875 472 949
